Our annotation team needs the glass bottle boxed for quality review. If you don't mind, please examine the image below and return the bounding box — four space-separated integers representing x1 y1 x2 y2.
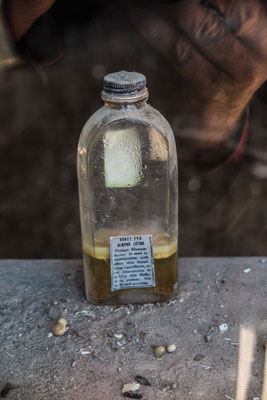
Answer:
77 71 178 305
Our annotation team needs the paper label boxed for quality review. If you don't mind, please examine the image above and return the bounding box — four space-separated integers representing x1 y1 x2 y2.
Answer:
110 235 155 292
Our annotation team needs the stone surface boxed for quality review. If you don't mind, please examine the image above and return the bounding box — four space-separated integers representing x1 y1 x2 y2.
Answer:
0 258 266 400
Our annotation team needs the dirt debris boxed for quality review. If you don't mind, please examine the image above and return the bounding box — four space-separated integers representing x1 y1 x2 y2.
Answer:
0 258 266 399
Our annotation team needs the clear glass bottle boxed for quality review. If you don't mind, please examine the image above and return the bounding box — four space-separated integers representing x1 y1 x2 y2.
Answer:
77 71 178 305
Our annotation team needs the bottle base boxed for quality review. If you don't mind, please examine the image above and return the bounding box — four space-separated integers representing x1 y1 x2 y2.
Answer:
85 286 178 305
83 237 178 305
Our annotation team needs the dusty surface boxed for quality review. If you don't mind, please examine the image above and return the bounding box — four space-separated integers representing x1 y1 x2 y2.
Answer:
0 258 267 400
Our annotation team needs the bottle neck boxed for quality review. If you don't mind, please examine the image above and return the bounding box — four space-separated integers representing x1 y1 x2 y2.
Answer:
101 86 149 109
104 99 147 110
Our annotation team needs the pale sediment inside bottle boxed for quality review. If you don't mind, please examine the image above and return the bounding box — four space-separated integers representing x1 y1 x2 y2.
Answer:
82 230 178 305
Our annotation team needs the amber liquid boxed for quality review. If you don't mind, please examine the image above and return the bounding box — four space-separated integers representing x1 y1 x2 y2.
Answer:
82 231 178 305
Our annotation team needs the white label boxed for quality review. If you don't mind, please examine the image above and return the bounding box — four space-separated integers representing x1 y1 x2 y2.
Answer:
110 235 155 292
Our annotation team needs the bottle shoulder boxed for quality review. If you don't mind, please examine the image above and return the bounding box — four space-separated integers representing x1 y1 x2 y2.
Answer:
78 103 176 151
141 104 176 145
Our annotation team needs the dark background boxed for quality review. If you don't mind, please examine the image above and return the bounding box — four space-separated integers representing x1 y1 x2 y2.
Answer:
1 0 267 258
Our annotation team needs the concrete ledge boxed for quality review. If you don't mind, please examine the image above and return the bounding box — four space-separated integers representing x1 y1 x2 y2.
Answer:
0 258 266 400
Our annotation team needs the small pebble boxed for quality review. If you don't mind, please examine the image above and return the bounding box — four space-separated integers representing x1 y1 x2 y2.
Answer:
0 382 12 397
52 323 67 336
167 344 177 353
80 350 90 355
135 375 151 386
154 346 167 358
219 323 228 333
114 333 123 339
204 334 212 343
123 392 142 399
194 354 205 362
122 382 140 394
243 268 251 273
48 332 53 338
252 397 260 400
260 259 267 264
58 318 67 327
